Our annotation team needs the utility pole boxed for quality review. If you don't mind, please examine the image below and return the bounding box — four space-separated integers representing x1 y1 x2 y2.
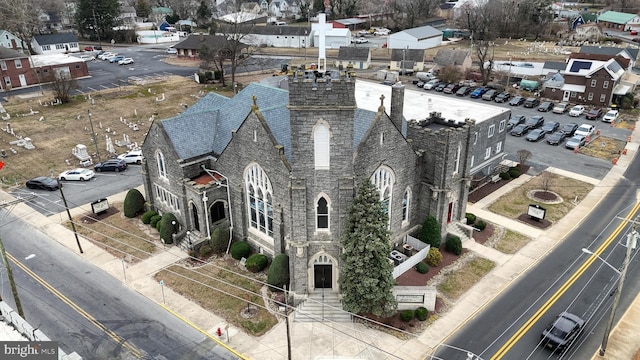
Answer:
599 220 638 356
284 285 292 360
87 110 101 163
92 8 102 49
59 184 84 254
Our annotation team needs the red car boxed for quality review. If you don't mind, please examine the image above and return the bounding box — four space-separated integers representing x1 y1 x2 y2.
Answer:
84 46 94 51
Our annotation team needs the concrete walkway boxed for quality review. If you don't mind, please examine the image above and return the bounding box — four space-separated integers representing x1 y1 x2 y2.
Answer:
5 140 640 359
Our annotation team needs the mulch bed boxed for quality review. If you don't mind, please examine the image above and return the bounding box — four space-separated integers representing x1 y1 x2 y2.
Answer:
468 165 530 204
395 245 466 286
472 224 495 245
79 206 120 224
517 214 552 229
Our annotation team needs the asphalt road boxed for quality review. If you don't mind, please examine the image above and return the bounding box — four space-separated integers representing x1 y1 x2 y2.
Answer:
0 210 238 360
432 155 640 359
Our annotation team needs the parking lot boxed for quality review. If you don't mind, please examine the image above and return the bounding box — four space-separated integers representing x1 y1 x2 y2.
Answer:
412 83 632 180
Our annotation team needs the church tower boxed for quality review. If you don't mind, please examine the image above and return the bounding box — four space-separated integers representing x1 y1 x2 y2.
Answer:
287 69 357 296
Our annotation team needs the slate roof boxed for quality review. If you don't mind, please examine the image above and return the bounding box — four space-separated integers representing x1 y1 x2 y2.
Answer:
337 47 369 61
433 49 470 67
598 11 637 24
174 34 234 50
0 47 27 60
390 49 424 62
580 13 598 22
245 25 310 36
580 45 639 60
161 82 379 162
543 61 566 71
33 33 78 45
400 25 442 40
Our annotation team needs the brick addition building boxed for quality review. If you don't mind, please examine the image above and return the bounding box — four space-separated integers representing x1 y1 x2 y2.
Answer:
141 70 509 303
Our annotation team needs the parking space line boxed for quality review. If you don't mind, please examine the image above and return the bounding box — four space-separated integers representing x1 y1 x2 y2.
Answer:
99 85 109 89
88 87 98 92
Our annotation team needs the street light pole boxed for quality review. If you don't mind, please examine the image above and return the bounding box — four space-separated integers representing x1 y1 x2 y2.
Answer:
598 229 637 356
87 110 101 163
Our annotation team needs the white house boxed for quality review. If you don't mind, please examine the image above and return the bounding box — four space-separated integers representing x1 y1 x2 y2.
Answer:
311 23 351 49
388 25 442 50
242 26 311 48
0 30 23 50
31 33 80 55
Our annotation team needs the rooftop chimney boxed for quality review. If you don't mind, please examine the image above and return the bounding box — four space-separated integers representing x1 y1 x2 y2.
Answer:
390 82 405 133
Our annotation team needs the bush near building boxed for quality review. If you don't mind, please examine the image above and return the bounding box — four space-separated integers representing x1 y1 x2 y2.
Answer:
445 235 463 255
426 247 443 267
230 241 251 260
123 189 145 218
245 254 269 273
420 215 442 248
159 213 178 244
268 254 290 290
142 211 158 224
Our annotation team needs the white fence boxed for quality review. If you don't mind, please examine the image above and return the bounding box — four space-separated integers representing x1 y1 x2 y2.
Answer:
392 235 430 279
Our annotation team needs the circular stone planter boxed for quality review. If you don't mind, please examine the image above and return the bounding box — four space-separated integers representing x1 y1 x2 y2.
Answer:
526 190 564 205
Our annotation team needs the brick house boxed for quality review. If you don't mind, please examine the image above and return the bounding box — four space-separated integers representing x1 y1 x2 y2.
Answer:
140 71 509 306
0 47 31 91
31 33 80 55
597 11 640 32
336 47 371 69
173 34 248 59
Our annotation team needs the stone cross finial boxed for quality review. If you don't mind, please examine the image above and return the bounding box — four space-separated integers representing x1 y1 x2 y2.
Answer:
251 95 258 111
378 94 385 112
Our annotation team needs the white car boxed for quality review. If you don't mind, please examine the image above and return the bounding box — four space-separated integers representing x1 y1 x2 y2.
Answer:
98 52 116 60
353 38 369 44
569 105 585 117
58 168 95 181
118 57 134 65
117 150 144 164
80 54 95 61
575 123 595 137
166 47 177 54
602 109 619 123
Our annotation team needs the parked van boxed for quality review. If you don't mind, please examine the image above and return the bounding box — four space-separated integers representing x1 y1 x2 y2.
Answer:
416 71 435 81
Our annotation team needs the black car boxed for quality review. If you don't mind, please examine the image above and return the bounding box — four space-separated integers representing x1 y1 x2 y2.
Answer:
443 83 462 94
585 107 604 120
525 115 545 129
541 121 559 133
26 176 60 191
510 124 530 136
434 83 447 92
507 115 526 130
546 131 567 145
526 129 546 142
94 159 128 172
524 97 541 108
456 86 471 96
541 312 584 350
538 101 554 112
560 122 579 136
509 96 525 106
494 92 511 103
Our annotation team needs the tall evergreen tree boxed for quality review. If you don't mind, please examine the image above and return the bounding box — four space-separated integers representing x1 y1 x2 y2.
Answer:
134 0 152 19
75 0 121 41
196 0 211 26
339 180 397 317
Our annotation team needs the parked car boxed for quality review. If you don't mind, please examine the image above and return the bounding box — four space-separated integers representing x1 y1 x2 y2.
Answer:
560 122 579 136
26 176 60 191
416 81 425 88
423 79 441 90
443 83 462 94
510 124 530 137
526 129 546 142
80 54 95 61
569 105 585 117
538 101 554 112
541 121 559 133
575 124 595 137
353 37 369 44
494 92 511 103
456 86 471 96
118 57 134 65
525 115 545 129
585 107 603 120
166 47 177 54
541 312 584 351
84 46 94 51
58 168 95 181
509 95 525 106
470 87 488 98
117 150 144 164
546 131 567 145
553 102 570 114
507 115 526 130
434 83 447 92
523 97 540 108
108 55 125 63
98 52 116 60
602 109 620 123
94 159 128 172
565 135 587 150
482 89 498 101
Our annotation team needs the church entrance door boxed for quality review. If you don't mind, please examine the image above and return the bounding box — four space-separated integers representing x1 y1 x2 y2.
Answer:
314 264 332 289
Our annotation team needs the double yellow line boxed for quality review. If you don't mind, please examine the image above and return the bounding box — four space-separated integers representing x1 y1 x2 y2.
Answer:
490 201 640 359
9 253 143 358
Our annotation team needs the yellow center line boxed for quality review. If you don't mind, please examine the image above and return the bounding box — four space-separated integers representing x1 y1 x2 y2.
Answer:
490 201 640 360
9 254 143 358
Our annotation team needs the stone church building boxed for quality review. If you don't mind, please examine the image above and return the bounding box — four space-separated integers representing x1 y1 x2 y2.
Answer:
141 70 509 301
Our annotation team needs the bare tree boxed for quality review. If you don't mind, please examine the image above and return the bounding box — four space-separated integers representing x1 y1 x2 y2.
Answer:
47 71 78 104
438 65 464 85
385 0 438 29
0 0 44 54
517 149 532 168
540 172 553 193
456 1 498 85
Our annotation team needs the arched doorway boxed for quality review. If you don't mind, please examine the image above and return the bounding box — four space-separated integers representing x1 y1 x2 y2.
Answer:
210 201 226 224
312 254 334 290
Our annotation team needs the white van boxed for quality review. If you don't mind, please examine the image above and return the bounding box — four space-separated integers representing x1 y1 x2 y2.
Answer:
275 21 287 26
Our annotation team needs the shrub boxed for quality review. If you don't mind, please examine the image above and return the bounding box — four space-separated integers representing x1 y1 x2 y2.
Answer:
210 226 230 254
415 307 429 321
474 220 487 231
156 220 163 231
419 216 441 248
230 241 251 260
499 172 511 180
446 235 463 255
159 213 178 244
123 189 145 218
188 249 197 258
508 167 521 178
415 262 429 274
199 244 213 258
465 213 476 225
400 309 414 322
426 248 443 267
142 211 157 224
267 254 290 290
245 254 269 273
149 215 162 228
